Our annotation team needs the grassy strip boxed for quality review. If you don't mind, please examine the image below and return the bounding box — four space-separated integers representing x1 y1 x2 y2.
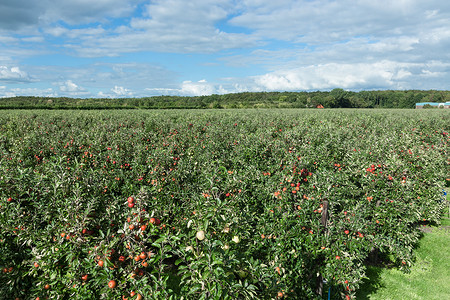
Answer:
356 212 450 300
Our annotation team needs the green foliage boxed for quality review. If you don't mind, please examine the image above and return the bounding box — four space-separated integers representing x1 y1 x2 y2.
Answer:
423 104 436 109
0 109 448 299
1 89 449 109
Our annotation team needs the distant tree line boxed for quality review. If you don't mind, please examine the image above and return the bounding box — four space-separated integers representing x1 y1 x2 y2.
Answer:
1 89 449 109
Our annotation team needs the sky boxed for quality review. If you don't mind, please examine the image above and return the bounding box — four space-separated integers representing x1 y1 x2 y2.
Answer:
0 0 449 98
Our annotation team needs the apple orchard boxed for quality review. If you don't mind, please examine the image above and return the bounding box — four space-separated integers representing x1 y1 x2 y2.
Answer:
0 109 448 299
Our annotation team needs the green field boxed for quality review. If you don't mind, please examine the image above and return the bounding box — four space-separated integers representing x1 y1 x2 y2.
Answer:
357 189 450 300
357 217 450 300
0 109 448 299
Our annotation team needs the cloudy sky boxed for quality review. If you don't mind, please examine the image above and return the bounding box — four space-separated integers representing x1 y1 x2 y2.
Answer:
1 0 449 98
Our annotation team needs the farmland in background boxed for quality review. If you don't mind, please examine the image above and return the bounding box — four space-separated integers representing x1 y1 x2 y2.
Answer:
0 109 449 299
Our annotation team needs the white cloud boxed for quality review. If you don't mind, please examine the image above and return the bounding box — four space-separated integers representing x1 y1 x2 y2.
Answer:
98 86 133 98
252 61 401 90
9 62 180 98
249 60 450 91
45 26 106 39
230 0 450 44
58 80 90 96
420 70 442 78
97 85 133 98
145 80 239 96
59 80 82 92
45 26 68 37
47 0 143 25
21 36 45 43
420 26 450 45
180 80 217 96
0 35 19 43
112 85 133 96
0 86 15 98
0 86 56 98
367 36 420 52
14 88 57 97
63 0 258 56
0 66 31 83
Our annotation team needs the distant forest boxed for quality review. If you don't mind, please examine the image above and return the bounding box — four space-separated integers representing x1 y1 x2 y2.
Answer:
1 89 449 109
